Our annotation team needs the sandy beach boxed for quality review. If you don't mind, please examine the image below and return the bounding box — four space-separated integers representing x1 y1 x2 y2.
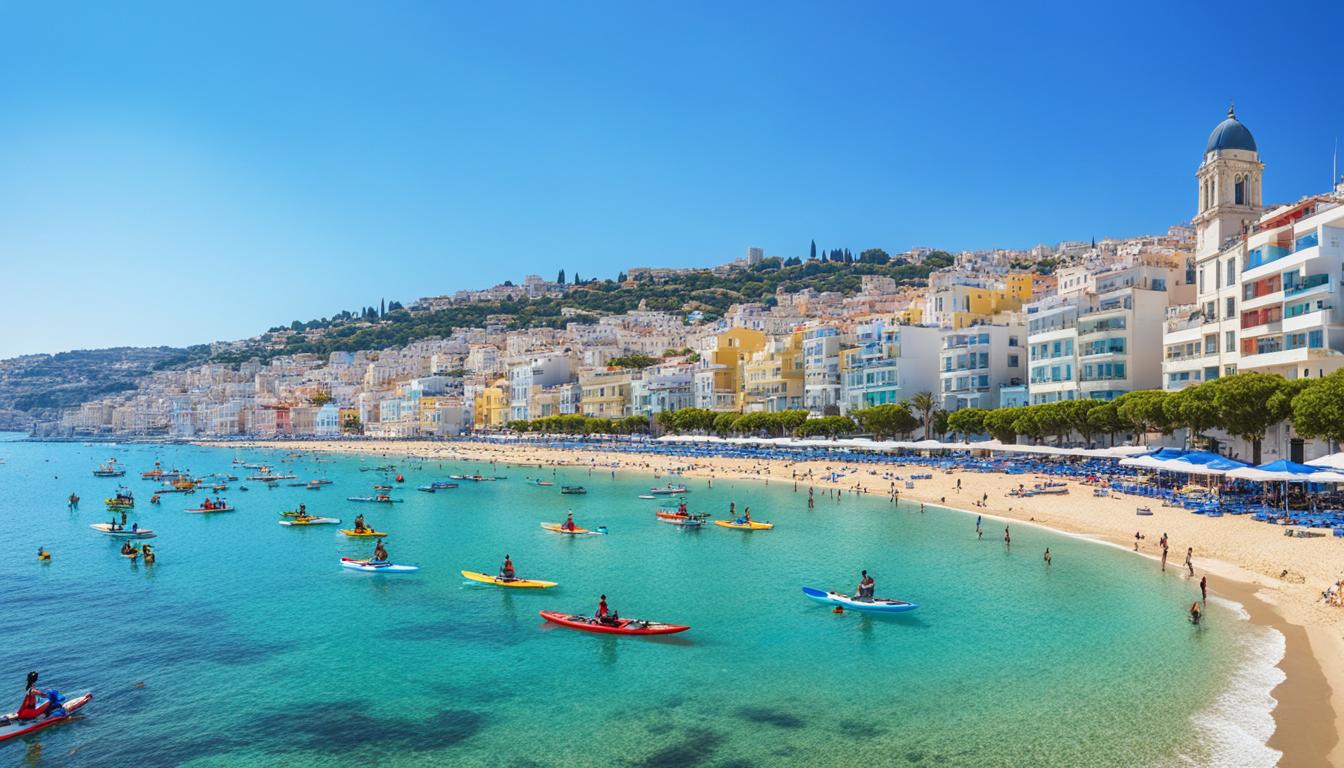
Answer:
209 437 1344 765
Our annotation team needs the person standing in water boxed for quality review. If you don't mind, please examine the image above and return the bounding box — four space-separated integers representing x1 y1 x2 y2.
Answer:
1004 526 1011 549
1200 575 1208 603
1185 547 1194 577
1043 548 1052 566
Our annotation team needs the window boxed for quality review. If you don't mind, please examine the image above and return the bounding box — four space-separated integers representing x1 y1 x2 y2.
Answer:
1225 297 1235 319
1225 258 1235 286
1008 354 1020 367
1204 334 1218 355
1198 267 1206 293
1225 331 1235 352
1204 301 1216 319
1008 336 1019 347
1310 330 1324 349
1235 176 1245 205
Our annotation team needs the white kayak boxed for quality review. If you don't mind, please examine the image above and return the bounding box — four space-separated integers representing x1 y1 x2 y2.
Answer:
801 586 918 613
90 524 156 539
341 557 418 573
278 517 340 526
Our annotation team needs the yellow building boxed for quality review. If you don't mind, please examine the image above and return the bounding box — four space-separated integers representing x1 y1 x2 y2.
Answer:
695 328 767 410
338 407 360 432
743 330 804 411
473 379 509 428
579 368 634 418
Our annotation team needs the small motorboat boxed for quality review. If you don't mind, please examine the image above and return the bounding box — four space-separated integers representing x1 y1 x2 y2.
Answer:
347 495 404 504
648 484 689 495
341 557 417 573
90 524 156 539
560 486 587 495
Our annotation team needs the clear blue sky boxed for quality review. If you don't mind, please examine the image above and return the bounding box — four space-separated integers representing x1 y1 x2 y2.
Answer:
3 1 1342 358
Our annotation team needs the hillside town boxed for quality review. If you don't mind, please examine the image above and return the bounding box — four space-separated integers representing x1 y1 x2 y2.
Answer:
47 110 1344 459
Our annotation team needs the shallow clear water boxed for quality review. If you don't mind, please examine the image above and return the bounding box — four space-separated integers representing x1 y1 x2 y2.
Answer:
0 437 1279 767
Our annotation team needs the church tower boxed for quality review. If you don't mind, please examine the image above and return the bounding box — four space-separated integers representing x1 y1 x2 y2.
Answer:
1193 106 1263 259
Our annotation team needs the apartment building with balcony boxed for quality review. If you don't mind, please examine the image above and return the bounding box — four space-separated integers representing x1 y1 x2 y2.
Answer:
802 325 845 415
839 321 941 413
743 331 805 412
938 322 1025 410
1026 258 1182 404
1163 107 1344 389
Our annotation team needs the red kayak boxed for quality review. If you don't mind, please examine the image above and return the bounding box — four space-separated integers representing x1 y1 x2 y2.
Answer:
539 610 689 636
0 692 92 743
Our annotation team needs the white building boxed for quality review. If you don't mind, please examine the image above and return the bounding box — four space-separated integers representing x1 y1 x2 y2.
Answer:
839 322 941 413
938 323 1025 410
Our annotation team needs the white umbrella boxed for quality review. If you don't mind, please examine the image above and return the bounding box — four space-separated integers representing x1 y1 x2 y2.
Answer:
1307 453 1344 471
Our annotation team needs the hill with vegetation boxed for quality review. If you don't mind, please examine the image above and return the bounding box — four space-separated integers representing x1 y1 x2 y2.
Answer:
0 346 208 430
216 253 951 363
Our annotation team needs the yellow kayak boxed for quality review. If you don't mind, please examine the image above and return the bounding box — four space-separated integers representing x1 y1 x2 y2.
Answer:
460 570 557 589
340 529 388 537
714 520 774 530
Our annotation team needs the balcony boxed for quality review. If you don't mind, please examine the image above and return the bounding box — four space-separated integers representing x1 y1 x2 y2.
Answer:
1077 320 1126 337
1246 245 1289 271
1294 232 1320 252
1285 274 1330 297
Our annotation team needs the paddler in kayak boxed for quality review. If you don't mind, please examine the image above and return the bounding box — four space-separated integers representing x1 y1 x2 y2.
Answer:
734 507 752 526
854 570 875 601
372 539 389 564
499 555 516 581
562 512 577 532
353 514 367 533
594 594 610 622
15 672 45 720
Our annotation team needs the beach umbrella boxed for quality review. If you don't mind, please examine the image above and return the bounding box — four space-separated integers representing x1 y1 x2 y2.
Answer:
1306 452 1344 471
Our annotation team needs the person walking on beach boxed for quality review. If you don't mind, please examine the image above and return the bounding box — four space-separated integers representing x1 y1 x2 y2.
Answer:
1185 547 1194 577
1200 575 1208 603
956 478 962 492
1043 548 1052 566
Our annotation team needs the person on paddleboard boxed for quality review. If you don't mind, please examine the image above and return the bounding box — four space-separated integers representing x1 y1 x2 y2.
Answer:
373 539 388 563
595 595 609 621
15 673 43 720
855 570 875 601
500 555 515 580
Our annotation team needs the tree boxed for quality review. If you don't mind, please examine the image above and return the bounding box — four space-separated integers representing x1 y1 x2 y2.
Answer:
1291 370 1344 444
341 413 363 434
654 410 678 433
557 269 565 284
618 415 649 434
1214 372 1287 464
910 392 937 439
573 272 580 284
1012 408 1043 443
946 408 987 441
795 415 855 438
1115 390 1172 442
713 411 739 436
858 248 890 265
1163 381 1220 449
380 299 385 317
606 354 658 369
983 407 1024 443
810 240 816 260
1032 402 1073 445
310 390 332 406
617 271 627 282
506 419 530 432
853 403 918 439
1085 402 1124 446
1063 399 1101 445
930 409 950 439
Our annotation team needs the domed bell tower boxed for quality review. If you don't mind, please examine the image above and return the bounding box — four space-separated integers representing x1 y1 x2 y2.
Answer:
1193 106 1263 259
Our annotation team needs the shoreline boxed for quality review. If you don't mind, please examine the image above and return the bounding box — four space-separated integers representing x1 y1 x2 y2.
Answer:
201 437 1343 766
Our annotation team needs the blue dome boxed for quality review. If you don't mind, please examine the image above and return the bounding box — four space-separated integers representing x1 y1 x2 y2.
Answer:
1206 107 1256 153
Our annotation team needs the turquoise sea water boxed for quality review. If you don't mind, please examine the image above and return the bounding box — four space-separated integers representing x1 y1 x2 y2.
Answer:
0 436 1281 767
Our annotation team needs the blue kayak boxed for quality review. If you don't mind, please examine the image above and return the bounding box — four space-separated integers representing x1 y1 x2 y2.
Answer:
802 586 918 613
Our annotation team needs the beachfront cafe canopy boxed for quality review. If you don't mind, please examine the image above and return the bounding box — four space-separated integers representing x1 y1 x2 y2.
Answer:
652 434 1149 459
1308 453 1344 471
1224 459 1344 484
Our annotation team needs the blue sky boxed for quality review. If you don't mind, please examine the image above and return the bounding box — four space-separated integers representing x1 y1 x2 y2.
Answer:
2 1 1343 357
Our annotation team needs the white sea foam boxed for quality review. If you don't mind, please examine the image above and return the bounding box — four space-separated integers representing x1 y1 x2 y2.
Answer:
1179 600 1286 768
